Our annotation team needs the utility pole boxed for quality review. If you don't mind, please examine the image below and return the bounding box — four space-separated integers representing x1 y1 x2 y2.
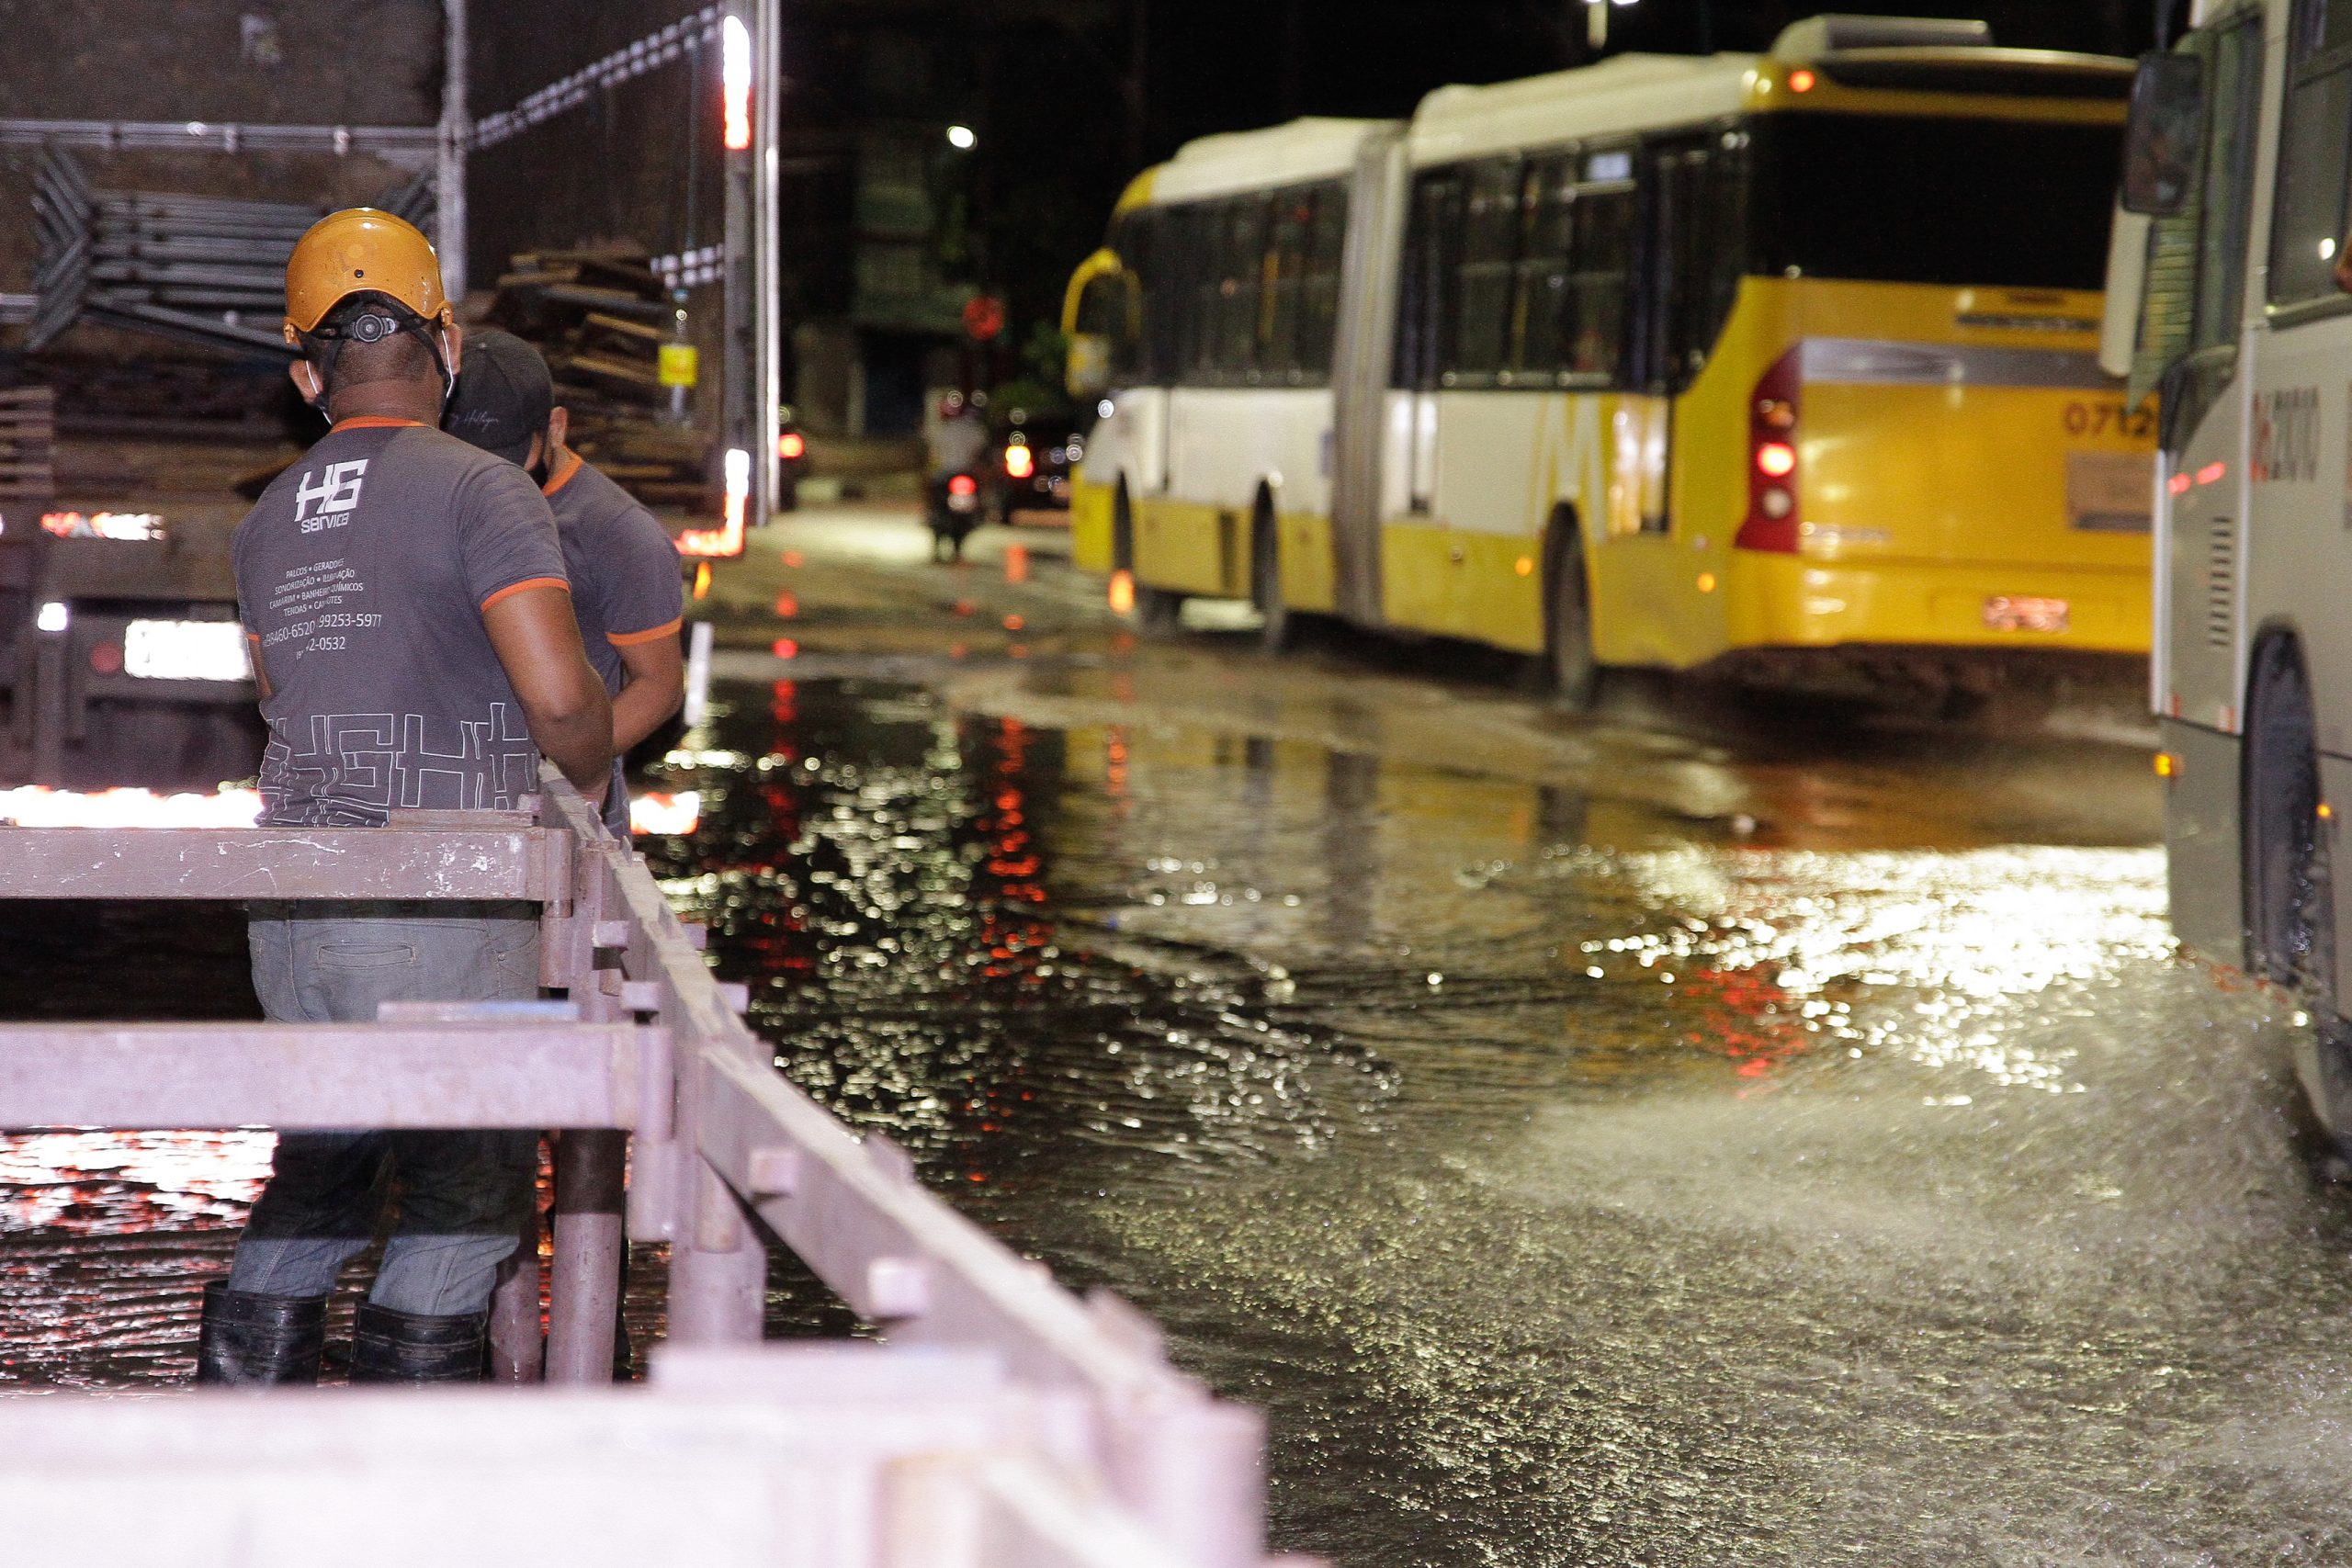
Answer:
437 0 468 300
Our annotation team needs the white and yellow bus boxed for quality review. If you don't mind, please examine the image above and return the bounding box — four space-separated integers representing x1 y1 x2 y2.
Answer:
1064 17 2154 707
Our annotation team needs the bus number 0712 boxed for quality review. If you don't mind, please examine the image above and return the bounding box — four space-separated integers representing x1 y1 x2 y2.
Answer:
2063 401 2154 439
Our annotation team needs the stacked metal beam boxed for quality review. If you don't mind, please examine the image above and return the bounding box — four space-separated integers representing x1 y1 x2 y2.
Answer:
27 147 433 356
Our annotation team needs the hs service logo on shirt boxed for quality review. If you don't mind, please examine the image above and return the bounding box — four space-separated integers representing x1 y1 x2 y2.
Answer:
295 459 368 533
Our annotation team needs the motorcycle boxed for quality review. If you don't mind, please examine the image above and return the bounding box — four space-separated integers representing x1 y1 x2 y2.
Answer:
927 468 984 562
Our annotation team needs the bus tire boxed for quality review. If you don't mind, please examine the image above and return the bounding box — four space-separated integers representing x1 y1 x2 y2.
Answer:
1544 513 1597 711
1252 491 1292 651
2245 636 2334 1001
1113 481 1138 574
2243 635 2352 1149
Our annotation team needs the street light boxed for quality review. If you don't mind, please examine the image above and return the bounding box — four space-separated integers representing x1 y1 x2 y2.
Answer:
946 124 977 151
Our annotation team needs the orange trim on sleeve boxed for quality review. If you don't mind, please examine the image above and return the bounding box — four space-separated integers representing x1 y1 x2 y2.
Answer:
329 416 425 433
479 576 571 613
606 617 684 648
541 448 585 496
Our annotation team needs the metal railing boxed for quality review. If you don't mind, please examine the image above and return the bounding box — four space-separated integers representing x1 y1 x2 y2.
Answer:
0 768 1278 1568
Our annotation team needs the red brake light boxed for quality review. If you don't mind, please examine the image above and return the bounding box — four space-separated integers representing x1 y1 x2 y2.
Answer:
949 474 978 497
1736 348 1803 553
777 431 805 460
1004 443 1035 479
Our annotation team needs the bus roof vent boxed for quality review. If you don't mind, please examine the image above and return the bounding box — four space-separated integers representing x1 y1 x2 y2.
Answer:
1771 15 1993 59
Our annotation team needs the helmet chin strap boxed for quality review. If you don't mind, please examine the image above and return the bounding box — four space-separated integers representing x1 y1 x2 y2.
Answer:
301 307 455 414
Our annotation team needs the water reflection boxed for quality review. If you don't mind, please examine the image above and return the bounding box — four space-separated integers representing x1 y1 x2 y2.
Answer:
5 671 2342 1568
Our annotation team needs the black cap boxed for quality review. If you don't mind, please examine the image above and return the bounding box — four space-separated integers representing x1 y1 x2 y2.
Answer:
445 327 553 467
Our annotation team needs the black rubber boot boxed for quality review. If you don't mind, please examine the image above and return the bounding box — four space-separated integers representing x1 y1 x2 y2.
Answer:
350 1301 490 1384
195 1280 327 1387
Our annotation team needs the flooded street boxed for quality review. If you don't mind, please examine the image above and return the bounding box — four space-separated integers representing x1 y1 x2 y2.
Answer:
7 509 2352 1564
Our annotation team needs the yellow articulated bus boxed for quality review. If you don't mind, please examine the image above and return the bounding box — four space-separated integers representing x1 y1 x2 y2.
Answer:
1062 16 2154 708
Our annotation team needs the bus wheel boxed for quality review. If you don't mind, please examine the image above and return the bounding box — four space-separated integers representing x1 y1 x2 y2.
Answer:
1114 483 1181 630
1252 492 1292 651
1113 483 1137 573
2246 639 2334 1000
2245 637 2352 1148
1544 517 1597 711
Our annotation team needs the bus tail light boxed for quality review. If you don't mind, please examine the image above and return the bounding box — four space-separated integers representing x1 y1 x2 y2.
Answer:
1737 349 1804 553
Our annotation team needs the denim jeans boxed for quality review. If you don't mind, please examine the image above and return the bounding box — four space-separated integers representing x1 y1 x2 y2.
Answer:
225 901 541 1317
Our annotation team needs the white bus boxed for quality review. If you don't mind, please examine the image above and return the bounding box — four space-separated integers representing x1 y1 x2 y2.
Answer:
2118 0 2352 1124
1069 17 2153 709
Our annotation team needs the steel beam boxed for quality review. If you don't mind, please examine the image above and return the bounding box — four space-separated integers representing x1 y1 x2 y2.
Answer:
0 1347 1201 1568
0 1021 643 1130
0 118 435 166
0 826 574 901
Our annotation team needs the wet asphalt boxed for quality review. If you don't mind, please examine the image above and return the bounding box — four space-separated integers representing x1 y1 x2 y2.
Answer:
6 505 2350 1566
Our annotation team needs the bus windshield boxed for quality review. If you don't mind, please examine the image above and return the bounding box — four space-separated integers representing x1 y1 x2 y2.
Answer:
1749 114 2124 291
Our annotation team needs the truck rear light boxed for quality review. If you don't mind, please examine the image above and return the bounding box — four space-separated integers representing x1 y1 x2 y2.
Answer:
90 641 123 675
1736 349 1803 553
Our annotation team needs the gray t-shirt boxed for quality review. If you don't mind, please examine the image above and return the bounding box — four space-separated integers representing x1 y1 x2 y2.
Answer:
543 450 684 834
234 418 571 827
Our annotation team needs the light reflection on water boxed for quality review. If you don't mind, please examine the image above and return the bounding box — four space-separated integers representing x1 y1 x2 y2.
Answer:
0 1132 270 1234
6 675 2346 1568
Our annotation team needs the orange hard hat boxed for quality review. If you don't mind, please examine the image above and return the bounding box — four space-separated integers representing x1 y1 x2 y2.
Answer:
283 208 450 337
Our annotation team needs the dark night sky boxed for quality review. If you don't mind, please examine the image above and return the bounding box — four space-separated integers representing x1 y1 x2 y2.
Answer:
922 0 2167 353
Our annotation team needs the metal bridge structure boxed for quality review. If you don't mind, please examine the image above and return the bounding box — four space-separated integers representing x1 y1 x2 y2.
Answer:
0 770 1280 1568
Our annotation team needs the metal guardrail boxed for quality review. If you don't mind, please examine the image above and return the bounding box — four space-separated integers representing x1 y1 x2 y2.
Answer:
0 768 1277 1568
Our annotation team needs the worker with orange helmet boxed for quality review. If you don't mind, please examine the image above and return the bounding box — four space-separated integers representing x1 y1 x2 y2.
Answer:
197 209 614 1387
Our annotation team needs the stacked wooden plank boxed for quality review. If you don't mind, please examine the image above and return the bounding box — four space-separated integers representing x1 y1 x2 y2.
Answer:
0 388 57 512
485 251 710 506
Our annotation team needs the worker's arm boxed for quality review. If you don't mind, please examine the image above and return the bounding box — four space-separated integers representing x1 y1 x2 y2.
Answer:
481 585 614 799
243 630 272 700
610 630 685 753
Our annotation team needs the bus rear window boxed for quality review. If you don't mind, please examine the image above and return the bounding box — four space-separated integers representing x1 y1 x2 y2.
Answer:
1749 114 2123 290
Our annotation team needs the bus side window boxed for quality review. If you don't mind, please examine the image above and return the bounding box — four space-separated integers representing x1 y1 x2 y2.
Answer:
1158 205 1204 385
1566 158 1637 383
1656 133 1749 392
1136 207 1183 384
2267 0 2352 304
1453 157 1523 381
1511 155 1577 383
1221 197 1272 381
1297 181 1350 381
1262 186 1317 382
1396 171 1462 391
2132 17 2263 438
2189 21 2262 354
